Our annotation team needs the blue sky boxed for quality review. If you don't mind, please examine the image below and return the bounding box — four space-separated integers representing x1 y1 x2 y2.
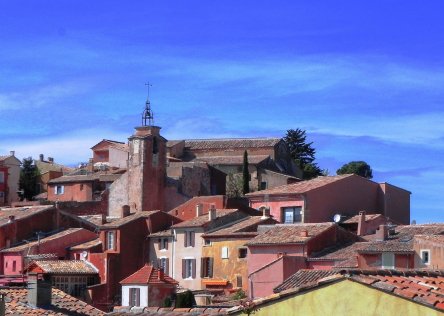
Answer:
1 1 443 223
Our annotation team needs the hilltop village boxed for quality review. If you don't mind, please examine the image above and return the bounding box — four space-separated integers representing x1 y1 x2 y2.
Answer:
0 102 443 315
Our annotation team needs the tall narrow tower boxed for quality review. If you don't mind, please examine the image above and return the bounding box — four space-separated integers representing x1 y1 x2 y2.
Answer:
127 86 166 212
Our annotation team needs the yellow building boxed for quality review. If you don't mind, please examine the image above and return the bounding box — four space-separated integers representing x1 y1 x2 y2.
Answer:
201 216 277 295
229 270 444 315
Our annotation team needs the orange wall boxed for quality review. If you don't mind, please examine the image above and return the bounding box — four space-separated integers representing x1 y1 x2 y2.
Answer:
48 182 93 201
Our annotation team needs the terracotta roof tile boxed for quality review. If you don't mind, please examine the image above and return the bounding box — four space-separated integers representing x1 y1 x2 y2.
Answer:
101 211 159 228
358 240 415 253
246 223 335 246
2 287 104 315
203 216 278 238
2 228 87 252
182 138 281 150
274 269 340 293
171 209 246 229
70 238 102 250
0 206 54 227
120 264 178 285
309 242 369 268
26 260 98 274
246 174 354 196
343 214 384 224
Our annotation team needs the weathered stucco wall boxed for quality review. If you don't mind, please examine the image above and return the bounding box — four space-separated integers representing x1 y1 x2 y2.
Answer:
108 172 128 217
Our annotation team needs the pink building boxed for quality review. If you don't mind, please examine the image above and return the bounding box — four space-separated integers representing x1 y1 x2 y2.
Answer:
246 223 360 298
247 174 411 225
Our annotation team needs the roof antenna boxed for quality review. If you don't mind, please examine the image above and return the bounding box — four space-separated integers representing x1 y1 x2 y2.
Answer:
142 82 154 126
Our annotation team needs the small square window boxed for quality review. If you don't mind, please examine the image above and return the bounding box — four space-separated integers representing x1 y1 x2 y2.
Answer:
204 239 212 246
421 250 430 265
222 246 229 259
238 248 247 259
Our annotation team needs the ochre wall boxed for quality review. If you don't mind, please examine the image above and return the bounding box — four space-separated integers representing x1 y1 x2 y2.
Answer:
241 279 442 316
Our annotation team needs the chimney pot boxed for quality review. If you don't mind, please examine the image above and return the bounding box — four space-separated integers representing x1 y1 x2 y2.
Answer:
209 204 217 221
48 157 54 163
8 215 15 223
357 211 366 236
121 205 131 218
39 154 44 162
260 206 270 219
27 273 52 307
101 214 107 225
376 224 388 241
9 151 15 156
196 203 203 217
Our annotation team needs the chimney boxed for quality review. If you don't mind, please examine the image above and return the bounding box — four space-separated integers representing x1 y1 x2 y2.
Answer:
48 157 54 163
158 268 164 281
261 206 270 219
8 215 15 223
376 224 388 241
87 158 94 172
9 151 15 157
27 273 52 307
208 204 217 221
101 214 107 225
121 205 131 218
196 203 203 217
39 154 44 162
357 211 366 236
300 230 308 237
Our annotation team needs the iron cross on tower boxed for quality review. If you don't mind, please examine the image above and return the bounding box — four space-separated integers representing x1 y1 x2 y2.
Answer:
142 82 154 126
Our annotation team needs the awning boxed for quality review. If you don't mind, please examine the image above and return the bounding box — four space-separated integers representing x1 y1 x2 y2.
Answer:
202 279 229 286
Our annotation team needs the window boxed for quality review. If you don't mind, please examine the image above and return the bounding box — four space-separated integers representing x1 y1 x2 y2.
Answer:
260 181 267 190
201 257 213 278
221 246 229 259
238 248 247 259
129 288 140 307
282 207 302 224
158 238 168 250
204 239 212 246
158 257 169 275
421 250 430 265
55 185 65 195
236 275 243 288
184 231 195 247
107 231 115 250
80 184 84 191
12 261 16 272
381 252 395 269
182 259 196 279
0 172 4 183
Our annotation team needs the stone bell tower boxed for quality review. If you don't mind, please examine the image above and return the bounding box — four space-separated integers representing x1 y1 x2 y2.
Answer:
127 87 166 212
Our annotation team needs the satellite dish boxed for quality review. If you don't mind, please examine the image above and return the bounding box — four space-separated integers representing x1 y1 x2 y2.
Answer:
333 214 342 223
80 251 88 260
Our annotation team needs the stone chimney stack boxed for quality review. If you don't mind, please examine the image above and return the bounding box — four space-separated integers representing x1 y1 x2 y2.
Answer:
39 154 44 162
121 205 131 218
9 151 15 157
48 157 54 163
209 204 217 221
27 273 52 308
196 203 203 217
357 211 366 236
375 224 388 241
261 206 270 219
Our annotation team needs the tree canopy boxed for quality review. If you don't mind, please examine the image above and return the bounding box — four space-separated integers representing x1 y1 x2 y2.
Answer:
336 161 373 179
19 157 40 200
284 129 324 180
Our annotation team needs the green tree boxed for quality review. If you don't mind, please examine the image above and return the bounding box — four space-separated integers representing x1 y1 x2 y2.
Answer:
242 150 250 195
175 290 195 308
19 157 40 200
336 161 373 179
284 129 324 180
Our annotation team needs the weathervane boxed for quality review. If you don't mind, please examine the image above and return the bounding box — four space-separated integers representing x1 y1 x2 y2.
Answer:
142 82 154 126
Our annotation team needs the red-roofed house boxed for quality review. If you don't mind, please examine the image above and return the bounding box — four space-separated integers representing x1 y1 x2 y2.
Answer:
247 174 411 225
120 264 178 308
246 223 360 298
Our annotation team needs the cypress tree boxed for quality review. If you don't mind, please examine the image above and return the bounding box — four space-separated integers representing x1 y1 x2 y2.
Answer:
242 150 250 195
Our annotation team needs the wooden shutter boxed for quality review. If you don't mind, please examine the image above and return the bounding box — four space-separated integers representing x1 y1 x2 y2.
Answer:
237 275 242 288
164 238 168 250
136 288 140 307
165 258 169 275
192 259 196 278
158 238 161 250
191 231 195 247
200 258 205 278
209 257 213 278
182 259 186 278
184 232 188 247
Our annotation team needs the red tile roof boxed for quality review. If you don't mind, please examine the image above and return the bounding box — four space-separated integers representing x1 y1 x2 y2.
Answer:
246 174 354 196
343 214 384 224
2 228 88 252
120 264 178 285
0 205 54 227
309 242 370 268
194 155 270 165
2 287 104 315
171 209 245 229
70 238 102 250
203 216 278 238
183 138 281 150
246 223 335 246
251 269 444 313
26 260 98 274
